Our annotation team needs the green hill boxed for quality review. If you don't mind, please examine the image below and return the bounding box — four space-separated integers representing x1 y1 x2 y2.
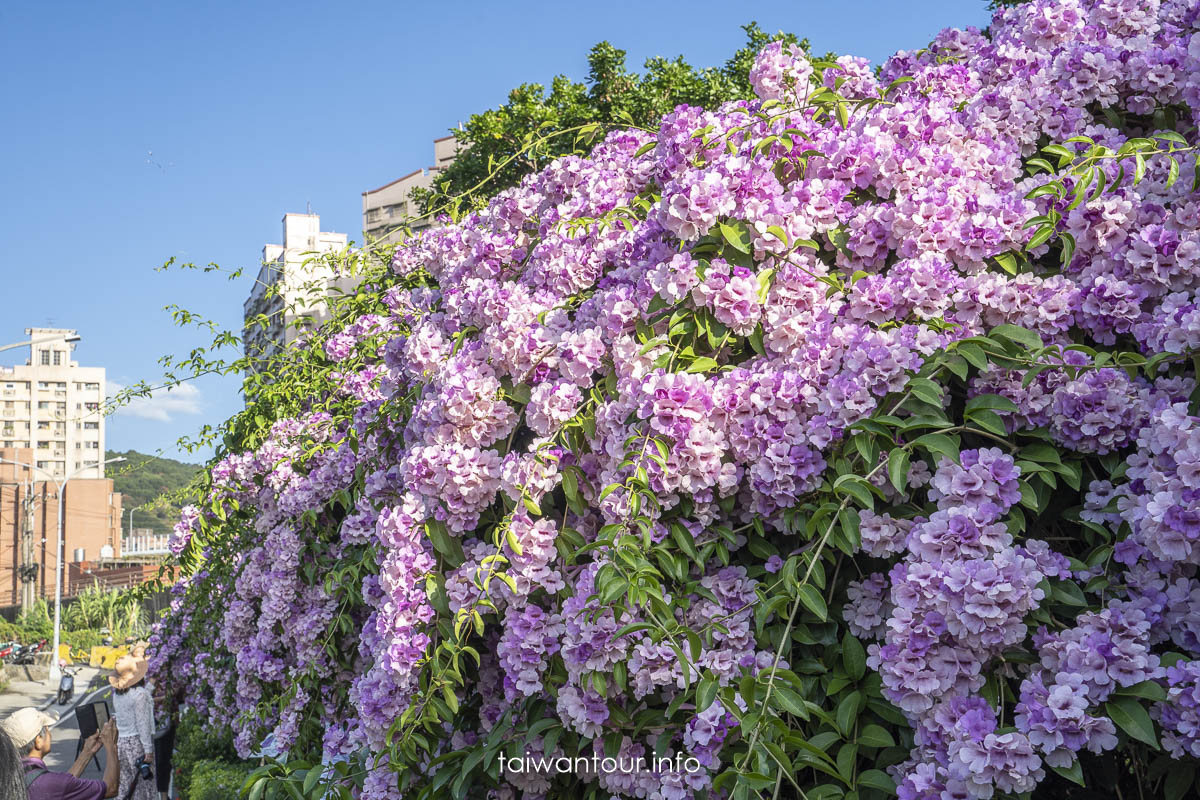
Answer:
105 449 202 536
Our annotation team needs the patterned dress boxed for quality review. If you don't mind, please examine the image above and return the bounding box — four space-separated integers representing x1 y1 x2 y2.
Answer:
113 685 157 800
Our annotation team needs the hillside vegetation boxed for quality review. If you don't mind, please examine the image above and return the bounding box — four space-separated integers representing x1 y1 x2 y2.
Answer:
106 449 201 536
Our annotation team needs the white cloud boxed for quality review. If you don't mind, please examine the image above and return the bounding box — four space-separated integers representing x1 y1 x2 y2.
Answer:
107 381 203 423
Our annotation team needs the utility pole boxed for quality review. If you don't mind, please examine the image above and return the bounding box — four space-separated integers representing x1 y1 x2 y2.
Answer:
19 478 37 614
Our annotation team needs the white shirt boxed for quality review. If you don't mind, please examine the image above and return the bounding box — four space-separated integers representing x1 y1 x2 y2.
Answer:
112 684 155 754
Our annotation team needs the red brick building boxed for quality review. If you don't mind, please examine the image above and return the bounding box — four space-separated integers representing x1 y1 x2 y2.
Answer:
0 447 123 609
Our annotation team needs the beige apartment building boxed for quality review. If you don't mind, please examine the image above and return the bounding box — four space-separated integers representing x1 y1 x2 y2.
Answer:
0 328 106 480
243 213 351 364
362 134 459 242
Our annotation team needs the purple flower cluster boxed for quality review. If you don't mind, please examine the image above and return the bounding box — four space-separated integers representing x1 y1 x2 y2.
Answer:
869 450 1068 797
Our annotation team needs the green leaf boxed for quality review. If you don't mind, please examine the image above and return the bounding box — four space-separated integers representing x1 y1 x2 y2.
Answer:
1027 224 1055 250
842 633 866 681
857 724 895 749
797 585 828 621
1105 696 1158 748
857 770 896 793
719 220 754 254
833 475 875 509
302 767 321 796
747 327 765 355
1049 759 1085 787
887 449 910 493
967 408 1008 437
771 685 809 718
990 323 1044 350
835 691 863 736
426 520 465 564
965 394 1019 414
736 773 776 791
505 526 525 556
955 341 988 370
1115 680 1168 702
1052 580 1087 607
913 433 959 465
696 676 718 712
994 252 1019 275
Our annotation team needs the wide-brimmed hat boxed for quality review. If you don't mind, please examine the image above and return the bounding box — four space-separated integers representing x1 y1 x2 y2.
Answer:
109 654 149 690
1 707 57 748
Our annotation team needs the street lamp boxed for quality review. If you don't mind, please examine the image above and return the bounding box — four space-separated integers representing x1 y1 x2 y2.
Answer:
0 333 81 355
0 454 126 681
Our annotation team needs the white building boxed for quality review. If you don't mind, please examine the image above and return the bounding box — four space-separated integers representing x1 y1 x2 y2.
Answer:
362 135 459 242
243 213 351 363
0 328 106 479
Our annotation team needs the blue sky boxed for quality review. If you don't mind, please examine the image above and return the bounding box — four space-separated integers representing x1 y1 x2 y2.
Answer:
0 0 993 464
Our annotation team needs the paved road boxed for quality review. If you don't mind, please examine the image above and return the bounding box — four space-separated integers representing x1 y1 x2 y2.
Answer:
46 670 111 781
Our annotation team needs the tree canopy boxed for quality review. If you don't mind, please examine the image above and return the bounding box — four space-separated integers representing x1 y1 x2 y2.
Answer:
414 24 813 216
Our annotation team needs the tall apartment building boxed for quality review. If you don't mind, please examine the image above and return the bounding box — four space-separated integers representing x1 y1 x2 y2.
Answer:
0 447 123 609
362 134 459 242
0 328 106 480
243 213 351 363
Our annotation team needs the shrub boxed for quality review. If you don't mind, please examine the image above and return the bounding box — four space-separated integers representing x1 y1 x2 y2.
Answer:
150 1 1200 799
60 629 102 652
172 709 243 800
186 759 254 800
15 600 51 640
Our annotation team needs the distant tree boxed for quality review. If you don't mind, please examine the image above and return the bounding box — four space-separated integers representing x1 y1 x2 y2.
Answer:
414 24 815 217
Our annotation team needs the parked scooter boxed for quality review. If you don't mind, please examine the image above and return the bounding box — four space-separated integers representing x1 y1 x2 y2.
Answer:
13 638 47 665
56 661 77 705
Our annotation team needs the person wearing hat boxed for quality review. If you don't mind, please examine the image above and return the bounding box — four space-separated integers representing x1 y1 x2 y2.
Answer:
110 655 156 800
1 706 120 798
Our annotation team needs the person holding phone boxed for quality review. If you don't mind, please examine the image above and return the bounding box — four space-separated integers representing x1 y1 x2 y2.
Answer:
1 707 120 799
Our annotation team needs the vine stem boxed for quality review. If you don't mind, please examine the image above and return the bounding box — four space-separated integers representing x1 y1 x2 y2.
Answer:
735 454 891 792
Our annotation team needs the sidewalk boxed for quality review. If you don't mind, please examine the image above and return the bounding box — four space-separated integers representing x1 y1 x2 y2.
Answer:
0 665 108 779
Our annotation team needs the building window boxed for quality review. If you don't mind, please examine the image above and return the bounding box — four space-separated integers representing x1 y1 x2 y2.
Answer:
84 422 99 430
53 351 62 366
39 350 50 365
